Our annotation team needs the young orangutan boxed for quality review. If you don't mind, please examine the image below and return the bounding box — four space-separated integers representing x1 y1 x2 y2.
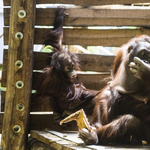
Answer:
35 7 99 122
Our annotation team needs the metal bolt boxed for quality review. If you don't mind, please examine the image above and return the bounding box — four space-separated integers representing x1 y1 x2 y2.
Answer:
18 104 23 109
15 32 23 40
13 125 21 133
14 126 19 131
16 103 25 111
16 81 24 89
18 10 26 18
17 34 21 38
20 12 24 16
15 60 23 68
17 62 21 66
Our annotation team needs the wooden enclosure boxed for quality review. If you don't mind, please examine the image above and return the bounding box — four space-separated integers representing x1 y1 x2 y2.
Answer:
1 0 150 149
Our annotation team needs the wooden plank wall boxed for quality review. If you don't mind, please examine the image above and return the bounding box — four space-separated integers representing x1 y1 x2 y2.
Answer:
1 0 150 133
4 27 150 47
1 50 114 112
4 7 150 47
4 0 150 6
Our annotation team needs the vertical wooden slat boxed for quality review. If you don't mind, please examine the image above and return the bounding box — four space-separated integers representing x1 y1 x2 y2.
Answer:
1 0 36 150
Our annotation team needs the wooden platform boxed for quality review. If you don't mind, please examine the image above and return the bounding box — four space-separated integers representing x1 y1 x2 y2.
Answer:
30 130 150 150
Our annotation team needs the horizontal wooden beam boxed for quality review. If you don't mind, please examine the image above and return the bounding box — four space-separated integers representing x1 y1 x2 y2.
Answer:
4 8 150 26
1 91 54 112
4 27 150 47
1 71 110 112
4 0 150 6
2 50 115 84
33 72 110 90
0 113 78 133
33 51 115 71
1 72 110 108
2 72 109 112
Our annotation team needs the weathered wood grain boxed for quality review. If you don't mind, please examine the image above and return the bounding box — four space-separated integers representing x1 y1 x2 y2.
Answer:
30 130 92 150
4 0 150 6
33 52 115 72
2 50 115 73
4 27 150 47
0 113 78 133
4 8 150 26
1 0 36 150
30 130 150 150
29 114 78 131
28 138 54 150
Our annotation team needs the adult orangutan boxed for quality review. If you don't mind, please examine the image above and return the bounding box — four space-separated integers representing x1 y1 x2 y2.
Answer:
79 35 150 145
35 7 99 122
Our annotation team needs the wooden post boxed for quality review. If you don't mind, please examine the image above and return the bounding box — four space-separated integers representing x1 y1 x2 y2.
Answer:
1 0 36 149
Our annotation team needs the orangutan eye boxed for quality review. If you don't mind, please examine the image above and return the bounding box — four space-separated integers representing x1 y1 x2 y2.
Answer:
141 51 146 56
65 66 70 71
